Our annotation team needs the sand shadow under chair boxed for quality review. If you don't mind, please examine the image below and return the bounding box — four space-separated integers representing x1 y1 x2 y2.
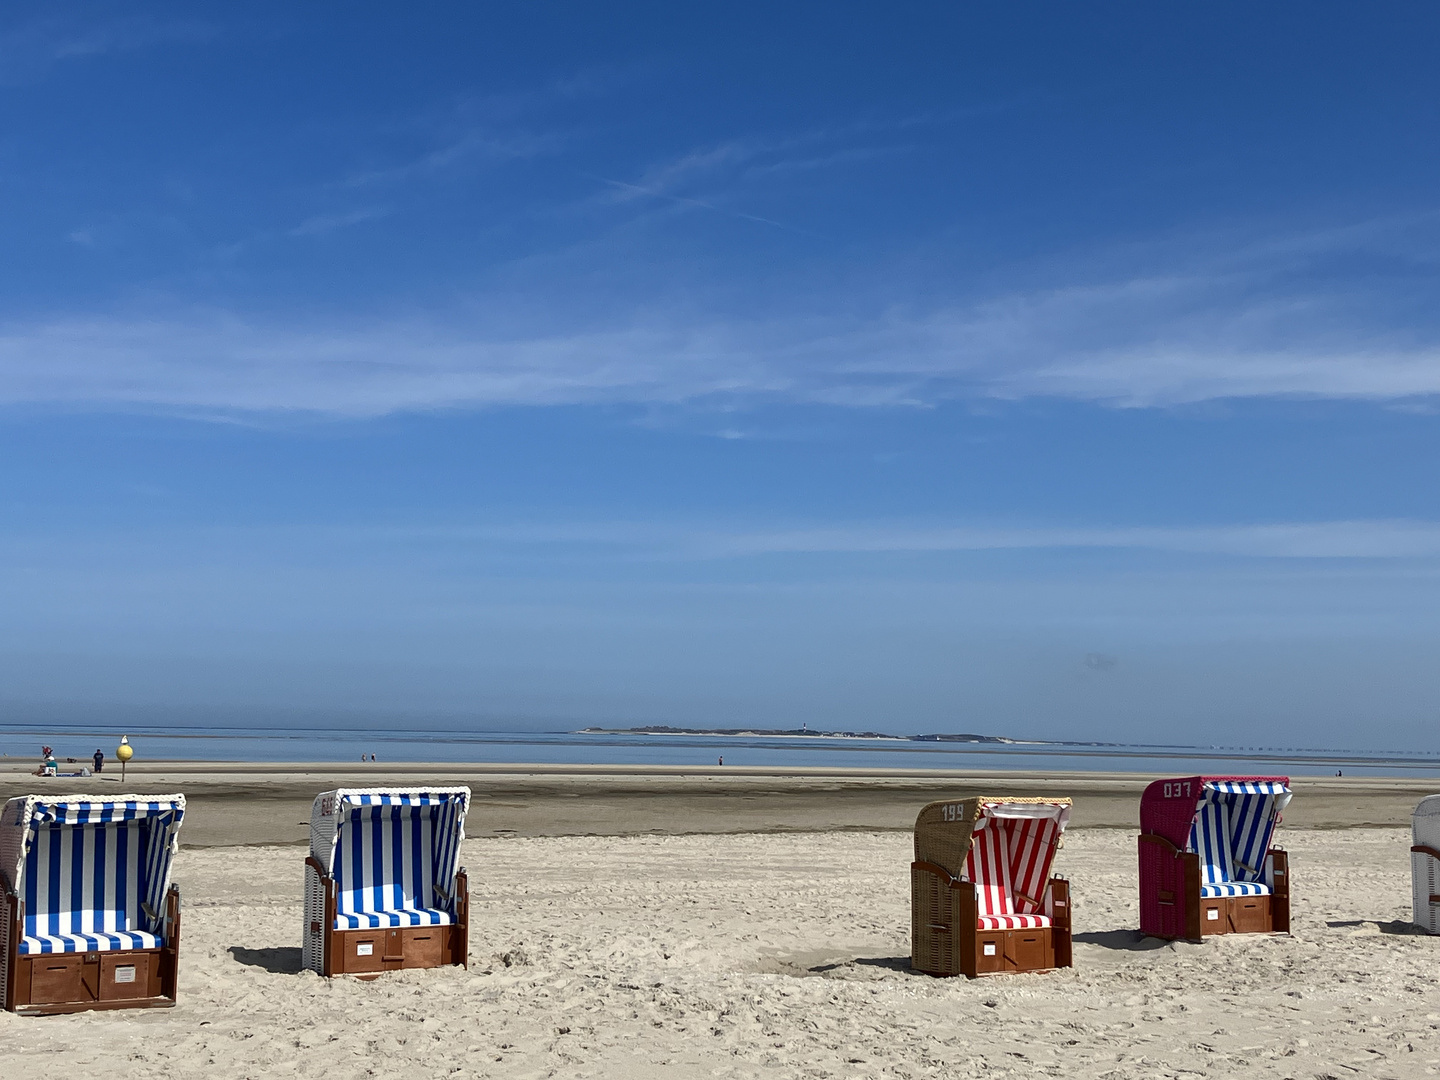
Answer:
1325 919 1427 936
1073 929 1171 952
228 946 305 974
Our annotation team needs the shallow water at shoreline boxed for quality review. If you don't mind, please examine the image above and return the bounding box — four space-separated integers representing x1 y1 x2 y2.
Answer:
3 721 1439 777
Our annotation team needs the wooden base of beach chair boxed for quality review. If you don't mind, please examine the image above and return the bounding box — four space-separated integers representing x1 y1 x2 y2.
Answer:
911 863 1073 978
3 887 181 1015
1139 837 1290 940
11 949 177 1015
306 858 469 977
330 925 465 977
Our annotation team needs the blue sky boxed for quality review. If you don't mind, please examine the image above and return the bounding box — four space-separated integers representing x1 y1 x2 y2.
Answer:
2 3 1438 746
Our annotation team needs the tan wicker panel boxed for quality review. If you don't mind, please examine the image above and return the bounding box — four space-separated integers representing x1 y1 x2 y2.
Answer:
910 863 959 976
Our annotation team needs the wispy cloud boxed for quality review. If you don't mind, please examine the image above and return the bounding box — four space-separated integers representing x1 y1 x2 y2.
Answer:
3 214 1439 415
583 123 920 234
287 207 389 237
306 517 1440 562
0 12 215 83
338 70 628 189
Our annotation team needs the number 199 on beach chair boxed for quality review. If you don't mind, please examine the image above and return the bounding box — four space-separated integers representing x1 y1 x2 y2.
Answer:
0 794 185 1015
911 798 1073 978
303 788 471 977
1138 776 1291 940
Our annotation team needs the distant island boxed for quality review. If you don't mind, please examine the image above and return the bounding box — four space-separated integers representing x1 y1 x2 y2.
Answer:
576 725 1026 744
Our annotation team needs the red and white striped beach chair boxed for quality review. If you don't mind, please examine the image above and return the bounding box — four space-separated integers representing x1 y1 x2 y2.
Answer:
303 788 470 977
1138 776 1291 939
0 794 185 1014
911 797 1072 977
1412 795 1440 934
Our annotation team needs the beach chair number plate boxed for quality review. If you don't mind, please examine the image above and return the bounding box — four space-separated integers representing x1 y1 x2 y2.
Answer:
1162 782 1193 798
114 966 136 984
940 804 965 822
1207 909 1220 920
356 943 374 956
983 944 997 956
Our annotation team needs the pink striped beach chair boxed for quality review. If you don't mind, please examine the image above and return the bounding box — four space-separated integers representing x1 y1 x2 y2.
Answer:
911 797 1072 977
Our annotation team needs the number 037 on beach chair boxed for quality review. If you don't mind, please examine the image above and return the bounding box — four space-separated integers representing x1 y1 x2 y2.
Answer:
0 794 185 1015
303 788 471 977
1138 776 1291 940
911 798 1073 978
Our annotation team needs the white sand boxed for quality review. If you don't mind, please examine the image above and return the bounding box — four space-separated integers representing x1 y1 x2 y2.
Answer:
0 828 1435 1078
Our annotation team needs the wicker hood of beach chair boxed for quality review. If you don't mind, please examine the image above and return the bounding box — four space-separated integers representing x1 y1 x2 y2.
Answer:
303 787 472 977
1411 796 1440 934
0 793 185 1015
911 797 1073 978
1137 776 1292 940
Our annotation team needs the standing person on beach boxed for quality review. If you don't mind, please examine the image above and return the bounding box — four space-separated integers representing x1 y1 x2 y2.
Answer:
93 748 104 773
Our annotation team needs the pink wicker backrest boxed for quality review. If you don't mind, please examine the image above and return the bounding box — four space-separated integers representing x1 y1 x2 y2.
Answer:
1140 775 1291 850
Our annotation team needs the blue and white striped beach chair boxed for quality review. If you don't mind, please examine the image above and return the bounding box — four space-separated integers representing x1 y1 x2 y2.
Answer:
303 788 470 976
0 794 185 1014
1139 776 1292 939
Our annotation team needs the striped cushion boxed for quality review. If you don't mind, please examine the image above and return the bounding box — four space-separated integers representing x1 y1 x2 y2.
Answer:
964 814 1062 929
1200 882 1270 898
1191 799 1236 885
333 803 456 931
336 907 453 930
1189 781 1285 895
977 914 1052 930
21 930 160 955
22 821 161 949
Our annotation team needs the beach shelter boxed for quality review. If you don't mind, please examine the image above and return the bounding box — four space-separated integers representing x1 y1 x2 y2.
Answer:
1138 776 1291 940
0 794 185 1014
911 797 1073 978
303 788 471 977
1412 796 1440 934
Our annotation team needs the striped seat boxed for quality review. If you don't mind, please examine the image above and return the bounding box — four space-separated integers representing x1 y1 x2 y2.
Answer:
964 814 1058 931
17 819 167 954
1189 781 1283 900
1200 881 1270 898
22 931 161 955
332 801 460 932
977 914 1050 930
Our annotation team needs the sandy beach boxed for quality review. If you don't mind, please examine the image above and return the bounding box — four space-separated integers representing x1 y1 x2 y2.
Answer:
0 764 1436 1078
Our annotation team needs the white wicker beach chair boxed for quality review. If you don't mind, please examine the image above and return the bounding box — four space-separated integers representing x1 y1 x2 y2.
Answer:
1412 795 1440 934
0 794 185 1014
303 788 471 976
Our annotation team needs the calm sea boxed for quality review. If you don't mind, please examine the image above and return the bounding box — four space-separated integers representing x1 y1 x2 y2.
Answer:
2 722 1438 777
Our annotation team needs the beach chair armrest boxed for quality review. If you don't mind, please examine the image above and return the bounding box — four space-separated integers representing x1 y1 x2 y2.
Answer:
1413 844 1440 861
1138 832 1183 856
305 856 331 883
911 860 959 886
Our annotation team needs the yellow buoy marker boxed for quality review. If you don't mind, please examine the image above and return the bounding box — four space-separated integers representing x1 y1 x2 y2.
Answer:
117 735 133 782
